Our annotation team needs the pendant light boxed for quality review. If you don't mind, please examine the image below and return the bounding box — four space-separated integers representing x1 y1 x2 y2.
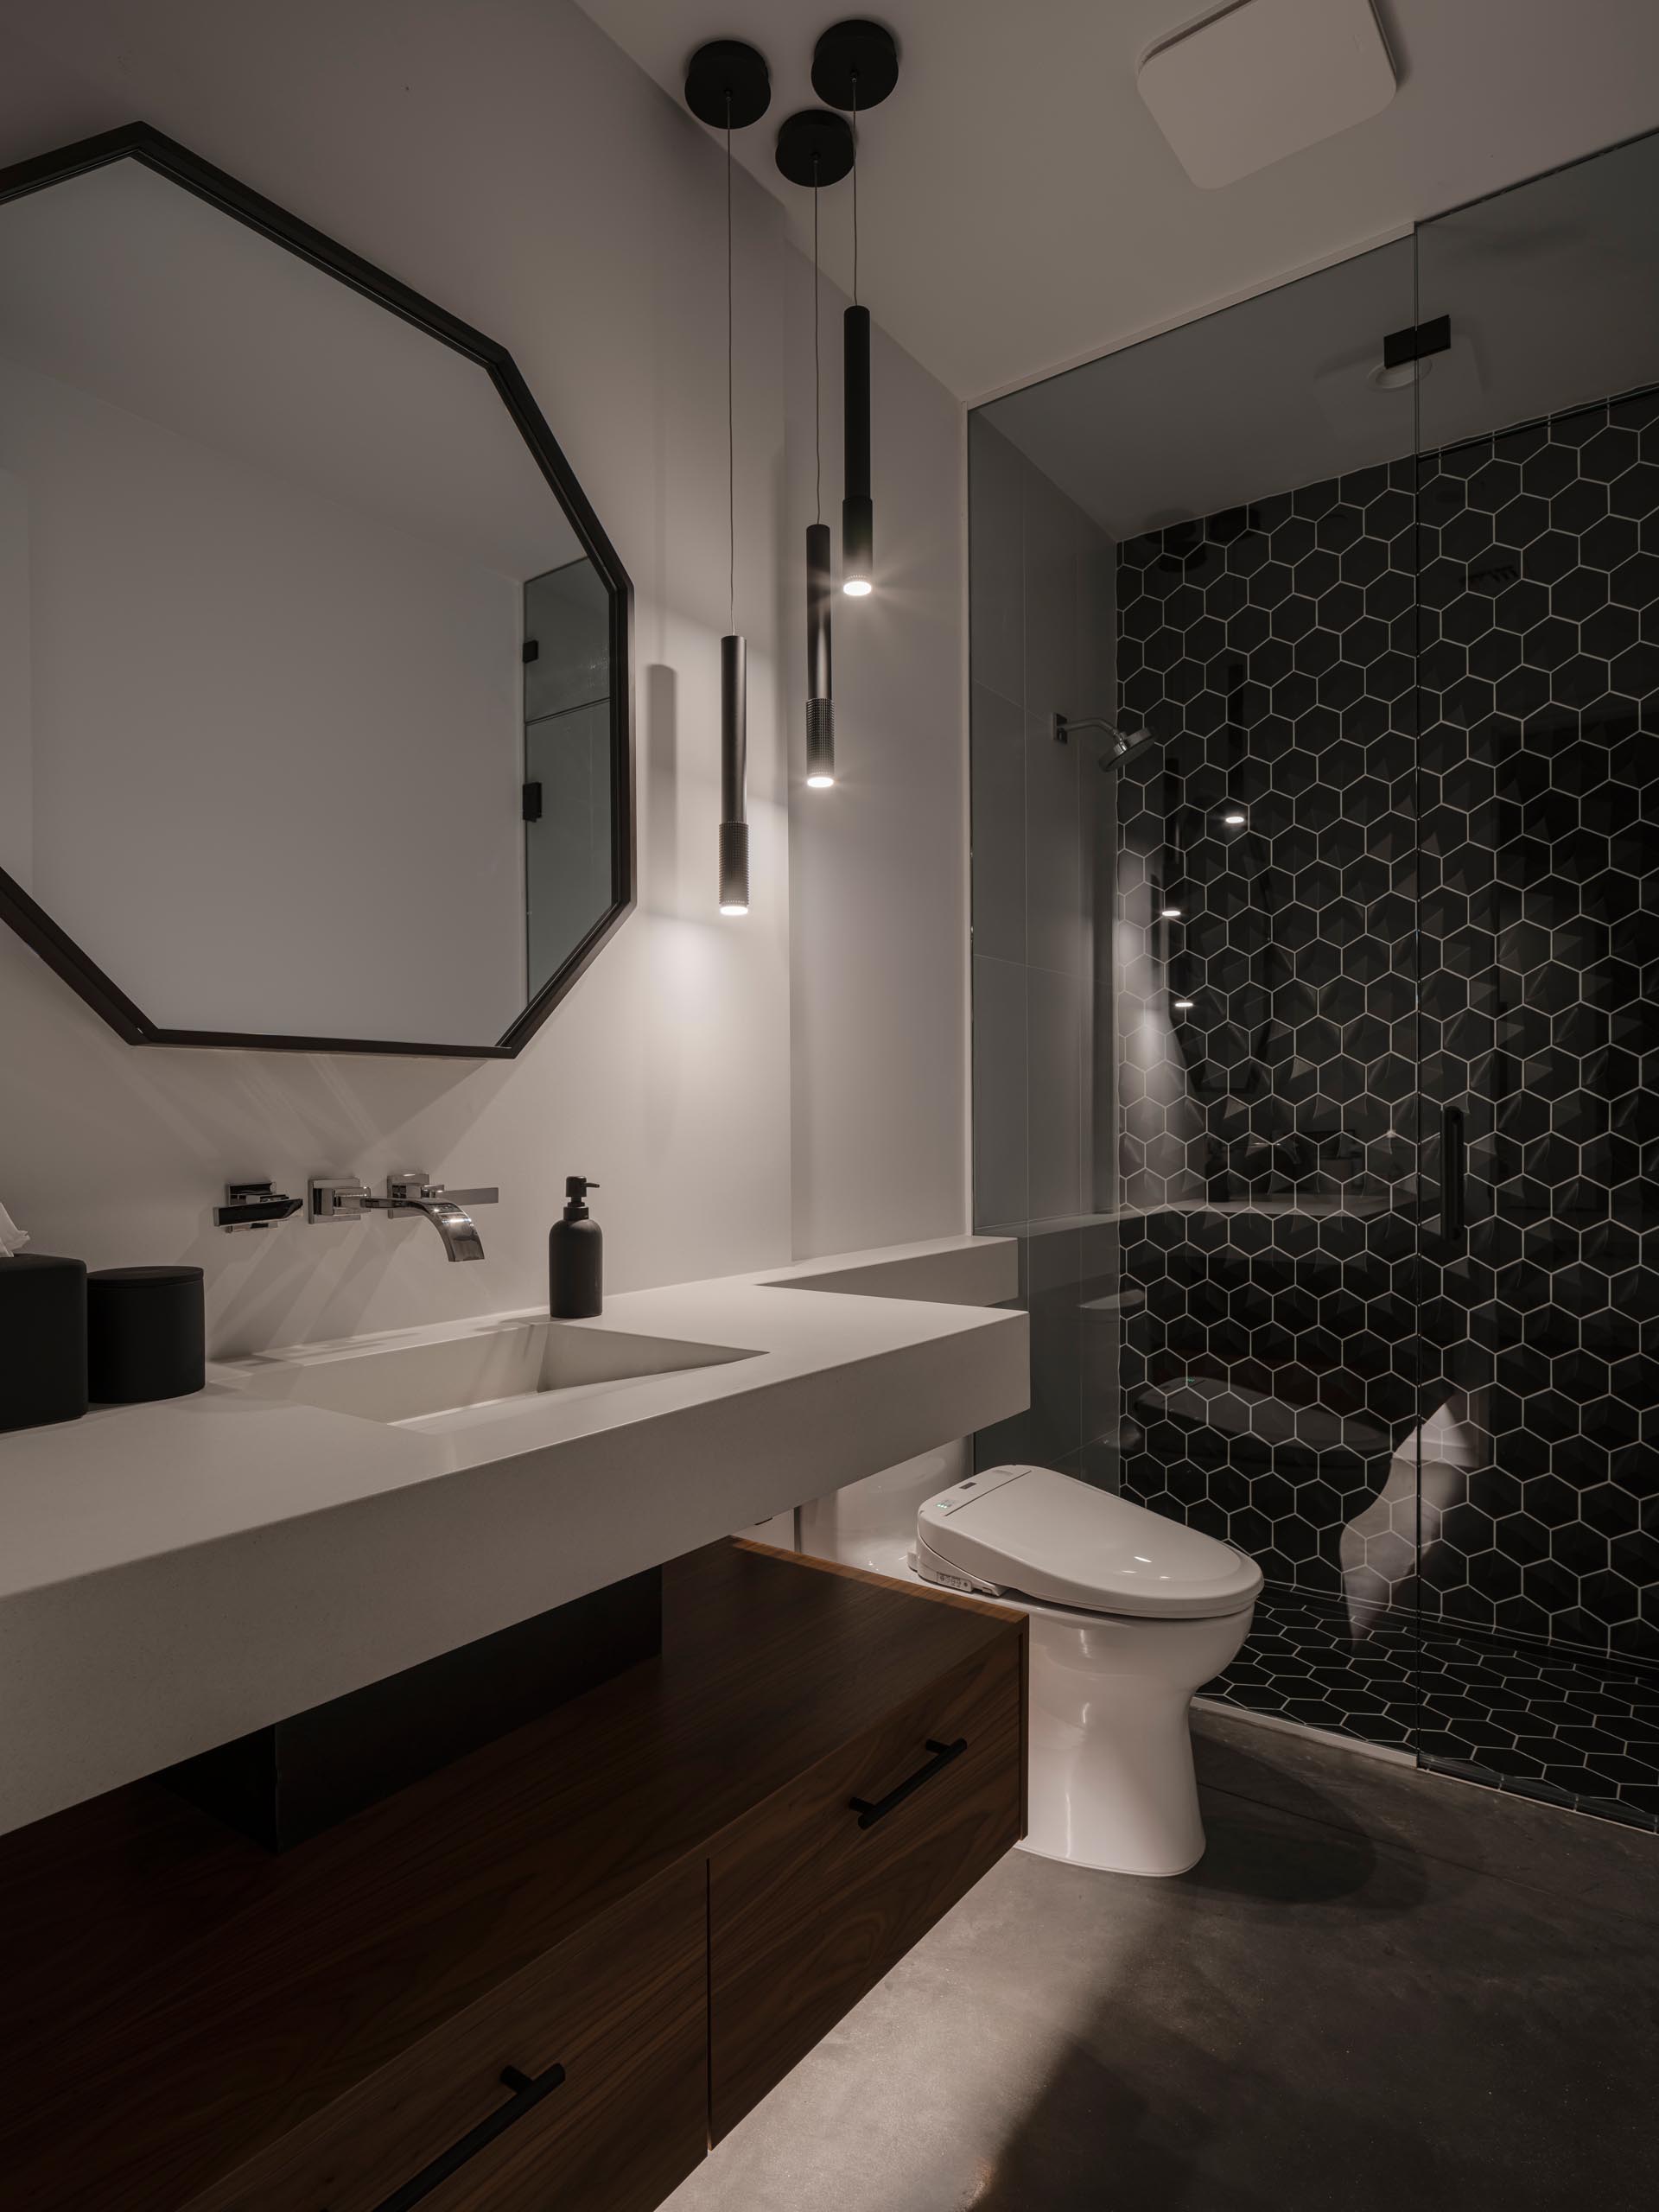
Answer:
806 178 836 788
686 42 772 916
718 127 747 922
812 21 900 597
778 110 856 789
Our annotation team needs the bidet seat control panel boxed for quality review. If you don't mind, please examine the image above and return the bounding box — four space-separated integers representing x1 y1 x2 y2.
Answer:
920 1465 1033 1518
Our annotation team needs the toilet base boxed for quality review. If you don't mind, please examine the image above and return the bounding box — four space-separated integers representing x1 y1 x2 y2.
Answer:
1018 1599 1255 1878
1016 1834 1205 1878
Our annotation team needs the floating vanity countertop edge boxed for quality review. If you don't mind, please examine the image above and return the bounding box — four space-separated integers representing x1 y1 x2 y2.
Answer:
0 1233 1026 1837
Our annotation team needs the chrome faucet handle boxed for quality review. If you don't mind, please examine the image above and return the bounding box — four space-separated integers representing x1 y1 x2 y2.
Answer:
215 1180 304 1232
309 1175 372 1224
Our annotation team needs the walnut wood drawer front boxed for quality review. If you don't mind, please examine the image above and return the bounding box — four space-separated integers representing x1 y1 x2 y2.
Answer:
182 1860 707 2212
709 1632 1024 2139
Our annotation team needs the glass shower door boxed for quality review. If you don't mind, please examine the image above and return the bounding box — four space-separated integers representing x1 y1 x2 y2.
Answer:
1408 135 1659 1825
973 233 1431 1755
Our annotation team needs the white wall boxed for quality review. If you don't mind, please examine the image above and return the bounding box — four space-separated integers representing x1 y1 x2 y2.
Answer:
783 253 968 1257
0 0 967 1355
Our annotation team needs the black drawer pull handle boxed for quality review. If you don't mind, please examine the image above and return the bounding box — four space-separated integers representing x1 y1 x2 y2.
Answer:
849 1737 968 1830
366 2060 566 2212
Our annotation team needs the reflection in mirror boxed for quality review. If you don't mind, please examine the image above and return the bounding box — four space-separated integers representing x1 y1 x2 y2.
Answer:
524 557 613 999
0 134 629 1053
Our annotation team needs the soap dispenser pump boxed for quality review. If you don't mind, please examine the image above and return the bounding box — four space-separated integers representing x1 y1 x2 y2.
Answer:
550 1176 602 1319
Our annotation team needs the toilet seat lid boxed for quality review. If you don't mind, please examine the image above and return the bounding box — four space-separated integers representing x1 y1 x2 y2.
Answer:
916 1465 1263 1619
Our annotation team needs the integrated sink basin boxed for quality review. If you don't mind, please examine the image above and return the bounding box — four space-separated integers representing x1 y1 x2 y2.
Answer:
221 1317 761 1427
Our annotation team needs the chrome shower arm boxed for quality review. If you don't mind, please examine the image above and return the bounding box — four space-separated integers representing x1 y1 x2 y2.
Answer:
1051 712 1158 771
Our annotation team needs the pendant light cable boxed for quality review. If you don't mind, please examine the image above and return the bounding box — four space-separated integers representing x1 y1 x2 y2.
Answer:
851 79 859 305
726 100 734 633
814 162 822 524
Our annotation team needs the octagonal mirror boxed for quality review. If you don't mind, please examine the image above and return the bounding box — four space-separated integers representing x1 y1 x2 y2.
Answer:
0 125 632 1056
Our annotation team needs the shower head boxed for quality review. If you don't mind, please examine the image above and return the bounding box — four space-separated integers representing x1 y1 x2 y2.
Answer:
1051 713 1160 772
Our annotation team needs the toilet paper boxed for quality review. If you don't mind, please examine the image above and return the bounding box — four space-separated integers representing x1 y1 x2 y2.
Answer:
0 1203 29 1258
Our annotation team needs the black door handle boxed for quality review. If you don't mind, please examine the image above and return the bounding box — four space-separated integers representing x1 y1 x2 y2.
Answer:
1443 1105 1466 1240
367 2061 566 2212
849 1738 968 1831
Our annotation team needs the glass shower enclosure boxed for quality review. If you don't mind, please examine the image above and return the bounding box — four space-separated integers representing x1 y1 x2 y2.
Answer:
969 130 1658 1830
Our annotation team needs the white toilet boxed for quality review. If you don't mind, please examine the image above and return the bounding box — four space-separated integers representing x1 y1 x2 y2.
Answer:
799 1459 1262 1878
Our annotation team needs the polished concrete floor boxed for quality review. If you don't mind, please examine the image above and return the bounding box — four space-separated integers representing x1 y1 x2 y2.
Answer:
667 1705 1657 2212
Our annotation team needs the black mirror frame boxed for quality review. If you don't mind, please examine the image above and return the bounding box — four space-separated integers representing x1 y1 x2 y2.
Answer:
0 122 634 1059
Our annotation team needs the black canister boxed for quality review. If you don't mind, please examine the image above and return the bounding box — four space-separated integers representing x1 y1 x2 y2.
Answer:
88 1266 206 1403
0 1253 89 1432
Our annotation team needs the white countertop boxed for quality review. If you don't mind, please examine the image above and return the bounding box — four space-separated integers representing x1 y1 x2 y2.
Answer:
0 1235 1024 1836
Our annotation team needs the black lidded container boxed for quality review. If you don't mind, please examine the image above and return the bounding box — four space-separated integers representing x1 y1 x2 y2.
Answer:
88 1265 206 1403
0 1253 89 1433
550 1176 602 1319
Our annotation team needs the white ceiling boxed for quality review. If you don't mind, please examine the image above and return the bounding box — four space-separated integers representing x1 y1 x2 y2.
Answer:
575 0 1659 404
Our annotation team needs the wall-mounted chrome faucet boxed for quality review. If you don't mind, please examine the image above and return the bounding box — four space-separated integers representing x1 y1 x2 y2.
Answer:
309 1173 499 1262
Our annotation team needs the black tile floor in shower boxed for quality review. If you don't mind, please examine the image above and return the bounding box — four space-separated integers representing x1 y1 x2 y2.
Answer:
1204 1585 1659 1832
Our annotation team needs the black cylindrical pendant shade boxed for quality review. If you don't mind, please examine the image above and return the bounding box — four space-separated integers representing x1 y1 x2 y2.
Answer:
842 304 872 594
719 632 749 912
805 521 836 785
720 633 747 823
719 820 749 912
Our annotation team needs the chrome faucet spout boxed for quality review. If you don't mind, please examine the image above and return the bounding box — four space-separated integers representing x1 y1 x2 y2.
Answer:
309 1172 497 1261
390 1195 486 1262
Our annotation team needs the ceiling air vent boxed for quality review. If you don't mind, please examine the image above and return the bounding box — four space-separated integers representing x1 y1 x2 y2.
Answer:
1137 0 1397 189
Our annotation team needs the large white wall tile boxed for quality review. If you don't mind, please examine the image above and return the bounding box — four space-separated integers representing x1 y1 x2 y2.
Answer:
1024 706 1084 978
971 954 1027 1231
1027 963 1083 1224
970 683 1027 967
967 416 1024 709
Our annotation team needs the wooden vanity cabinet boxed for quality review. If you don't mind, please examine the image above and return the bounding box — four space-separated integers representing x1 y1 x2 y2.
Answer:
0 1541 1025 2212
710 1635 1024 2137
179 1861 709 2212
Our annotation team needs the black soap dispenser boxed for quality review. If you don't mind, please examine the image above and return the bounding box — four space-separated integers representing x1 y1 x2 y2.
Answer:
550 1176 602 1319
